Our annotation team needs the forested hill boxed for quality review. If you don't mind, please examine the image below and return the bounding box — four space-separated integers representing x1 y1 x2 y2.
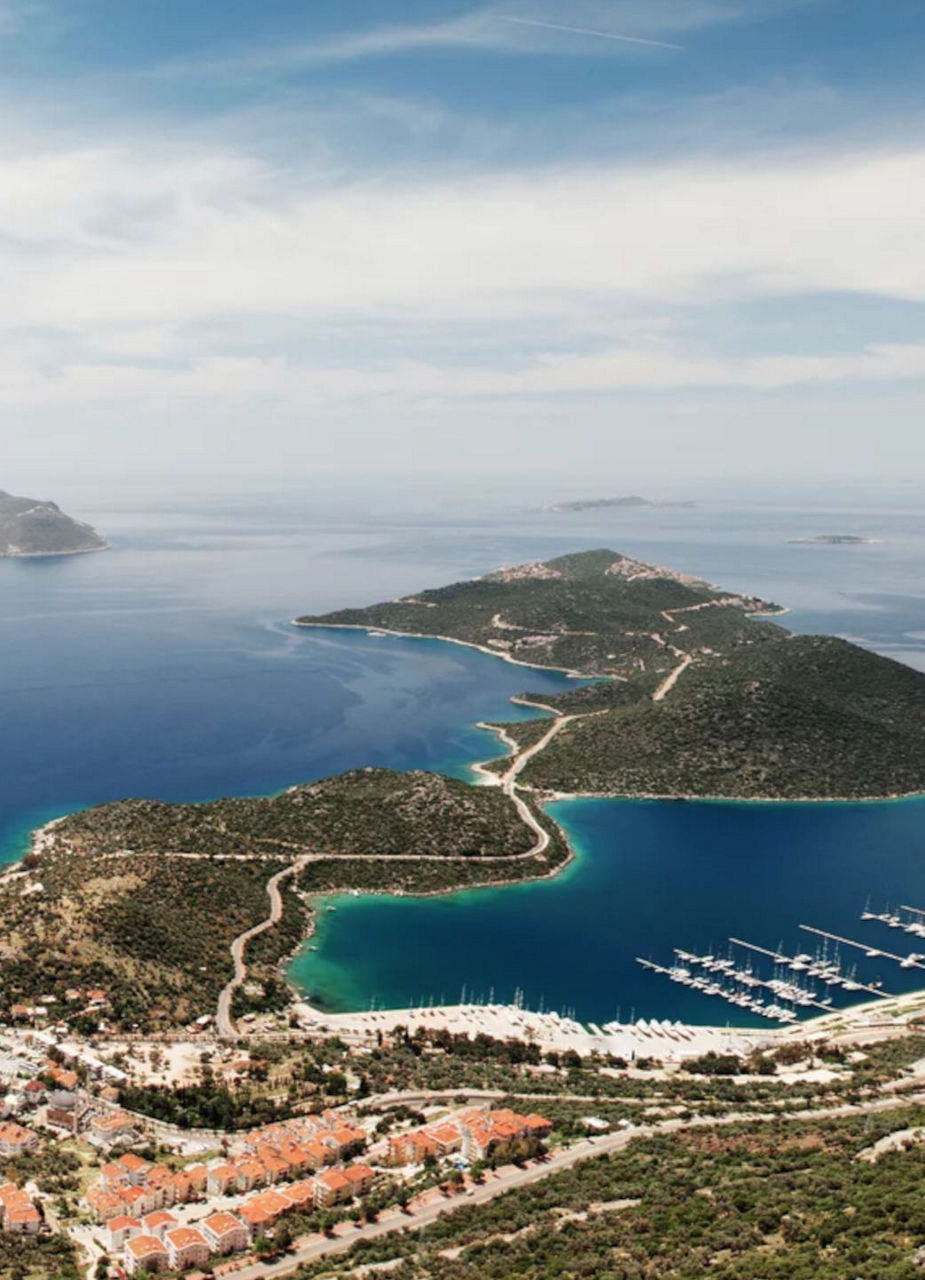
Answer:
0 489 107 556
297 548 785 681
0 770 563 1033
300 550 925 801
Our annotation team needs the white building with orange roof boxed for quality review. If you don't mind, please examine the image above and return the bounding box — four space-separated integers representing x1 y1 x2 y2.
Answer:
118 1153 153 1185
0 1183 41 1235
84 1187 126 1223
206 1161 239 1197
0 1121 37 1157
105 1214 141 1251
278 1179 315 1211
343 1165 374 1199
314 1168 352 1209
165 1226 210 1271
234 1157 267 1193
125 1234 168 1276
89 1109 136 1145
141 1211 178 1240
118 1183 156 1217
201 1212 249 1255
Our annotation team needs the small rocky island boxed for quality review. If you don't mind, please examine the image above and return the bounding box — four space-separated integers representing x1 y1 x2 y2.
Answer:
789 535 878 545
0 488 107 557
549 496 695 512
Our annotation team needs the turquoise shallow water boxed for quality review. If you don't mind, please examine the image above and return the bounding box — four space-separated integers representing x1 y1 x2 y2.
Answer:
3 485 925 1028
289 792 925 1027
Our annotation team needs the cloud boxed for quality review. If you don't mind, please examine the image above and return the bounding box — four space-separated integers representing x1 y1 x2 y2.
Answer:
160 0 750 80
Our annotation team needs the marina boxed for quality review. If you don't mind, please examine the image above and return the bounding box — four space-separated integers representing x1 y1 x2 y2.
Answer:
801 923 924 973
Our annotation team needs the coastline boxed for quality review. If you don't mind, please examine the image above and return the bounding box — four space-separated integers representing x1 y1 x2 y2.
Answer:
1 541 110 559
291 619 592 680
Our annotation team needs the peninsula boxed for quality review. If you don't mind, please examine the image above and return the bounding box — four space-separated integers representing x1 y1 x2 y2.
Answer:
298 548 925 801
0 488 107 556
0 770 565 1032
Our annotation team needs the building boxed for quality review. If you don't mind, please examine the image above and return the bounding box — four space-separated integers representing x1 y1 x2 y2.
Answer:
206 1161 238 1197
0 1121 38 1156
125 1234 169 1276
45 1089 80 1134
343 1164 374 1199
0 1183 41 1235
89 1109 136 1145
239 1189 289 1232
105 1215 141 1251
85 1187 126 1223
388 1131 438 1166
234 1157 267 1193
141 1211 178 1240
165 1226 210 1271
314 1168 352 1208
201 1212 249 1255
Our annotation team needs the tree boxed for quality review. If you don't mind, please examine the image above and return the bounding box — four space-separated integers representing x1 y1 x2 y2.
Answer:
252 1235 274 1259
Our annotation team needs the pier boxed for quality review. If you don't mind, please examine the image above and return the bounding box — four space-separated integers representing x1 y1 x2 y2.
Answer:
798 925 906 989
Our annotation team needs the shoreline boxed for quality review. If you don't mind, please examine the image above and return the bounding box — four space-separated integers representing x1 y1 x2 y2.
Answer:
1 541 110 559
291 619 592 680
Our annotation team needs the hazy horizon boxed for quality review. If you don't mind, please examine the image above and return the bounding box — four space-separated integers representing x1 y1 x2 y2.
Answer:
0 0 923 483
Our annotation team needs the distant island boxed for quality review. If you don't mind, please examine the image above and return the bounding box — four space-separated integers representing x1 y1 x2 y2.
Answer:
789 535 879 545
0 488 107 557
299 548 925 803
548 496 695 512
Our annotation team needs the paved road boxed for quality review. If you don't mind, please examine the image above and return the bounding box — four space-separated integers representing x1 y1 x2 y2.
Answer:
219 1088 925 1280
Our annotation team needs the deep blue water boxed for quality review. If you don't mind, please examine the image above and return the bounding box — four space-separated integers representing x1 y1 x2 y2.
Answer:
3 483 925 1026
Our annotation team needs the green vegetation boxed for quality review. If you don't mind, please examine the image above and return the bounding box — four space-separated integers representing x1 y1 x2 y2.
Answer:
523 635 925 798
0 1236 80 1280
302 549 925 800
0 770 548 1031
295 1108 925 1280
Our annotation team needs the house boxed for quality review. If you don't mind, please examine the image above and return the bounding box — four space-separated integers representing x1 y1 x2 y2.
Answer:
125 1234 169 1276
255 1150 290 1184
0 1183 41 1235
0 1121 38 1156
387 1131 437 1166
314 1168 352 1209
165 1226 210 1271
118 1153 153 1185
343 1165 374 1199
523 1114 553 1139
100 1162 131 1192
89 1109 136 1145
279 1179 315 1211
85 1187 126 1223
234 1157 267 1193
239 1190 289 1231
144 1165 176 1208
118 1183 156 1217
428 1123 463 1157
141 1211 178 1240
105 1215 141 1251
207 1162 239 1197
201 1211 249 1254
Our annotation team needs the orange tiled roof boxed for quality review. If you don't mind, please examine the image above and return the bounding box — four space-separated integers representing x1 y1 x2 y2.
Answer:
166 1227 207 1250
127 1236 166 1260
107 1215 140 1232
203 1212 244 1236
142 1211 177 1230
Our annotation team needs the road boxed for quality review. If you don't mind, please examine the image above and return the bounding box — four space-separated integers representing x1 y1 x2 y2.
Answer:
652 653 694 702
218 1087 925 1280
216 856 310 1036
500 714 576 856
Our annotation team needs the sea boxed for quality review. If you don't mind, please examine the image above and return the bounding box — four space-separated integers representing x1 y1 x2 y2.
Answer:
3 477 925 1028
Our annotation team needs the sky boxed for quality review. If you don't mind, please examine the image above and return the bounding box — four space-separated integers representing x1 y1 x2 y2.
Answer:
2 0 925 489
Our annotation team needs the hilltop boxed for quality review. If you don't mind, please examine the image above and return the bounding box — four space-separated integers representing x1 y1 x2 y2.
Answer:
300 549 925 801
0 769 564 1032
0 489 107 557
